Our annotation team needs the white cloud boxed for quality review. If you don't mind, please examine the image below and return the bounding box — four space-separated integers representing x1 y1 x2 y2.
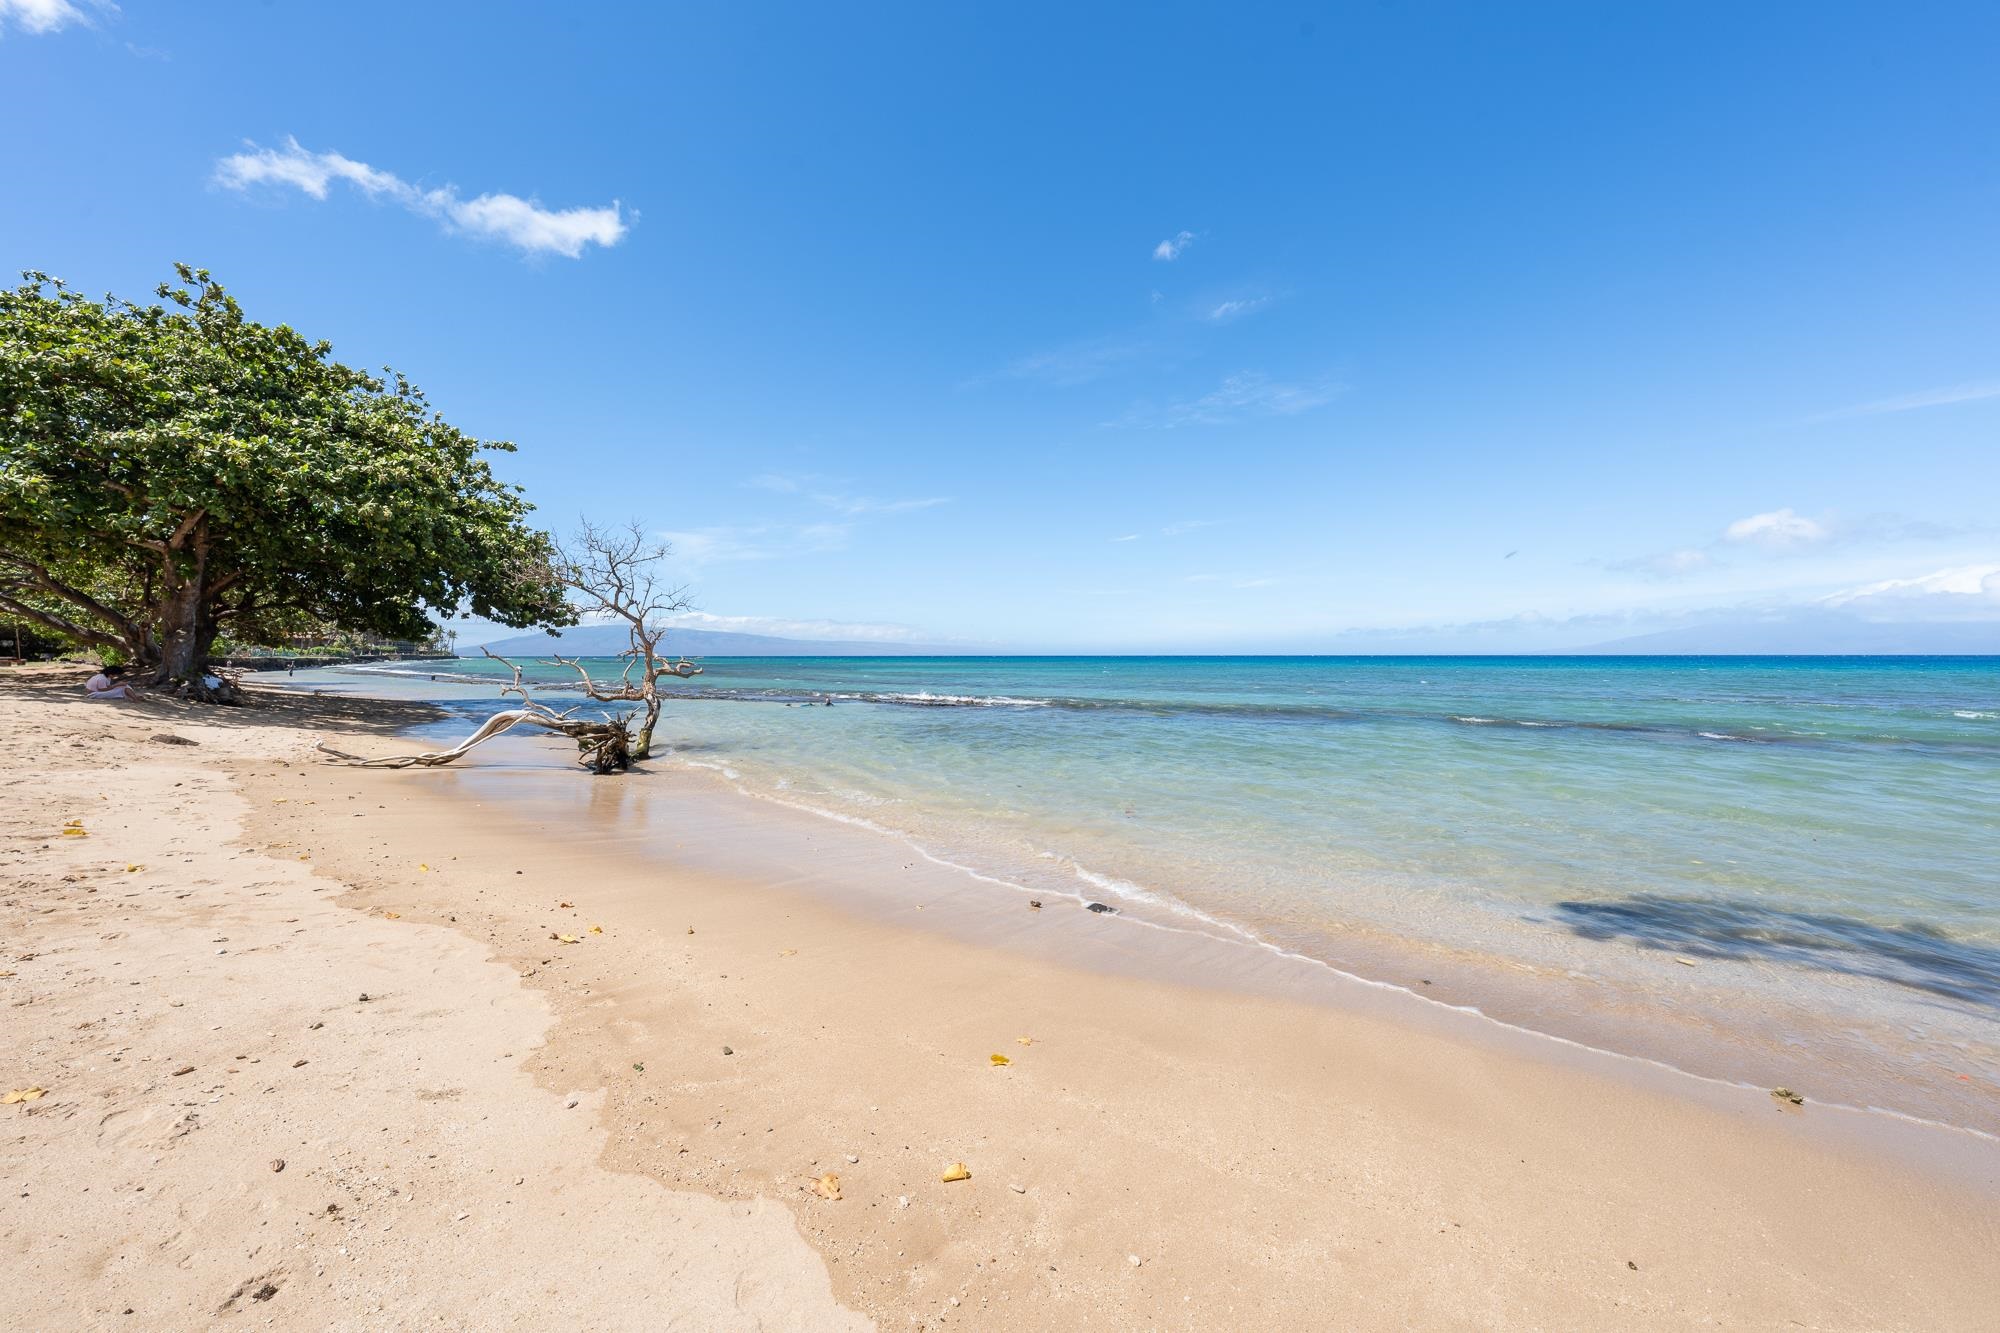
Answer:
213 136 626 258
1109 533 1141 543
1822 563 2000 620
1206 296 1268 321
1152 230 1195 261
662 523 855 564
1110 372 1344 428
1817 379 2000 420
1724 508 1828 547
0 0 105 34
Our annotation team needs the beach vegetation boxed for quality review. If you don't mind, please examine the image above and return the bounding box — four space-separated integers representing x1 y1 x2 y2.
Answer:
0 265 571 698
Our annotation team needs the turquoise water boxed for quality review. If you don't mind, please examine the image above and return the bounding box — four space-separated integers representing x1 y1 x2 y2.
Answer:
335 654 2000 1125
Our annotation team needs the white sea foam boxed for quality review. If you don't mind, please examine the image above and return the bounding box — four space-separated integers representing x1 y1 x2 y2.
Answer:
1954 710 1996 721
667 756 1998 1147
877 692 1051 708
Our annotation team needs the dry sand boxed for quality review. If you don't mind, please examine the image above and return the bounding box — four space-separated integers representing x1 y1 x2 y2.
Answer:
4 666 1998 1330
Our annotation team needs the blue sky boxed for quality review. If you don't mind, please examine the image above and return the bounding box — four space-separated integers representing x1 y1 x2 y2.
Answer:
5 1 1997 650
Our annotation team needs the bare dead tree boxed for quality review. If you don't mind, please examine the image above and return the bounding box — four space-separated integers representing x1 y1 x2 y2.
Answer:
547 519 702 760
314 650 633 773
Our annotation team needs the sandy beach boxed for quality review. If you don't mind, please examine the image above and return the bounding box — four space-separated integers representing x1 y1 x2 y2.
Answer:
5 666 1999 1331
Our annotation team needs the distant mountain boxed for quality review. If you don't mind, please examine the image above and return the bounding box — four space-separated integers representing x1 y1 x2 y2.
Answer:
478 623 951 658
1572 615 2000 655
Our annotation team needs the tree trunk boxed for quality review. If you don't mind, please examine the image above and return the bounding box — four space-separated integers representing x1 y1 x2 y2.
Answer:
634 693 662 760
152 579 204 685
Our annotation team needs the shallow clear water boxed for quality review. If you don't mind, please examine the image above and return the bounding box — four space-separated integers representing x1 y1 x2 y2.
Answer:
327 654 2000 1126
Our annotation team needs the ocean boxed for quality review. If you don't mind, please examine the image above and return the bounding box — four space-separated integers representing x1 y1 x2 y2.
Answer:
319 654 2000 1131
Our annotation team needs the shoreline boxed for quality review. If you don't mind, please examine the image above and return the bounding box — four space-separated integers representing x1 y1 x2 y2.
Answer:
8 669 2000 1327
308 663 2000 1140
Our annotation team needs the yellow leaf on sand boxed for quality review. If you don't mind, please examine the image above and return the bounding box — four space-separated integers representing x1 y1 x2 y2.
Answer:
384 911 402 920
990 1053 1010 1066
552 933 581 944
419 863 431 872
779 948 797 957
589 925 603 934
4 1087 47 1104
941 1162 971 1183
1016 1037 1033 1046
126 864 142 873
812 1172 841 1201
60 824 87 837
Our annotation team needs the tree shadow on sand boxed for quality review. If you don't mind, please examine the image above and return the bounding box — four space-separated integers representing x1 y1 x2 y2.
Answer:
1553 894 2000 1010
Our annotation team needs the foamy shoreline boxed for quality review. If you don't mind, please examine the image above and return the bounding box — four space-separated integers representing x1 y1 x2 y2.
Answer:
7 667 2000 1329
321 662 2000 1139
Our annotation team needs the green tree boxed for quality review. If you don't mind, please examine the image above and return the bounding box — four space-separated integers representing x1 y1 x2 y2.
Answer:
0 265 571 695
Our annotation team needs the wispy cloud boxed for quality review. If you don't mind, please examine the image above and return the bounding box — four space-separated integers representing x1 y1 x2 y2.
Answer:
660 523 854 565
1608 506 1975 579
1205 296 1269 322
1109 533 1141 543
1108 372 1344 428
993 337 1146 387
1153 230 1195 261
213 136 626 258
1815 379 2000 420
1608 547 1711 578
1822 563 2000 619
747 472 949 517
1724 507 1828 547
0 0 106 34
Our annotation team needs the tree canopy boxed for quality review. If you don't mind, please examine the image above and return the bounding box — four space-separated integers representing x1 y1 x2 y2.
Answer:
0 264 571 691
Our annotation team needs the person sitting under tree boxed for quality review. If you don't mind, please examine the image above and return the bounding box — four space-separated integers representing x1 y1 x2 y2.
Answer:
84 665 145 702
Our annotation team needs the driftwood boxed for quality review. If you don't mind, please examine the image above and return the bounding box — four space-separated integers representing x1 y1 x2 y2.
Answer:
316 653 633 773
548 521 703 760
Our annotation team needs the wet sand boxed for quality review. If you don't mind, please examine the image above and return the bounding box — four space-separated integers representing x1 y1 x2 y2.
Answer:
5 667 1999 1329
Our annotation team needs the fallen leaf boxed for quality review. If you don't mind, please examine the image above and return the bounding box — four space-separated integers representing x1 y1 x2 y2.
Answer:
589 925 603 935
778 947 797 957
940 1162 971 1183
126 864 142 873
3 1087 47 1104
383 911 402 920
1770 1087 1805 1106
989 1053 1010 1067
812 1172 842 1201
60 823 87 837
551 933 581 945
1015 1036 1033 1046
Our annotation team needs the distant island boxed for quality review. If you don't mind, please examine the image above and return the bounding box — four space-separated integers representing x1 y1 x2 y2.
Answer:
479 623 956 658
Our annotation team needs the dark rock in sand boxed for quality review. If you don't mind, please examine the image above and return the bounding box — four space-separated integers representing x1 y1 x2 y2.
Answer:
1085 902 1116 914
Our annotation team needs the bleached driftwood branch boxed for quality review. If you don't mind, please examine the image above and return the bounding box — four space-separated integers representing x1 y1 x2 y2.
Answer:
316 650 634 772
